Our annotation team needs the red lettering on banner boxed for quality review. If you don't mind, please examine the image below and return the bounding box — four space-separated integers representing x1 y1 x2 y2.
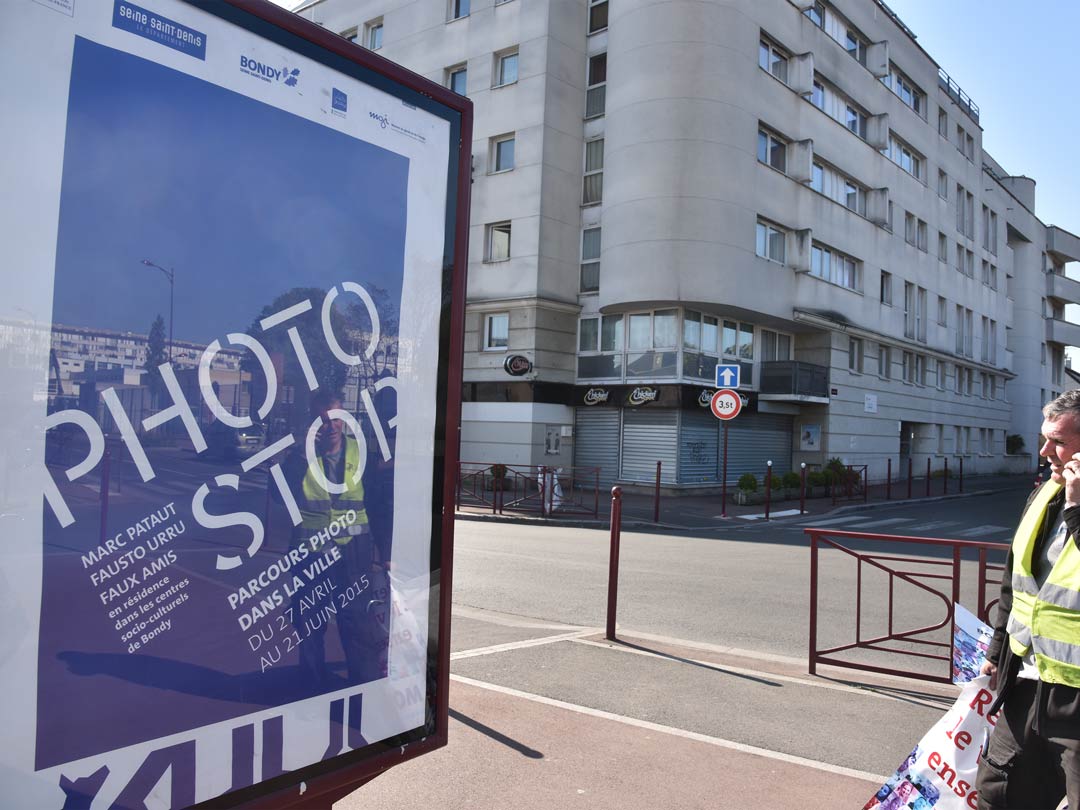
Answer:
969 688 993 716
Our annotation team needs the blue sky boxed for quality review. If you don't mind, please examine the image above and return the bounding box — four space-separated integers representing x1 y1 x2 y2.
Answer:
53 37 408 345
888 0 1079 236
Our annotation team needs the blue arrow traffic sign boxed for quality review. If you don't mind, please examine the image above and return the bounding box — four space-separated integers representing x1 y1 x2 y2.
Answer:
714 364 740 389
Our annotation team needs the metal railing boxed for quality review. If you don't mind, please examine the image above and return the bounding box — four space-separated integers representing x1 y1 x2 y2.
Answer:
938 67 980 123
455 462 600 519
807 528 1005 683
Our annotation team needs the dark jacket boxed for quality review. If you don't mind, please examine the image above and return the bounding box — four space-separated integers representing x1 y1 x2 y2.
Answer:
987 483 1080 736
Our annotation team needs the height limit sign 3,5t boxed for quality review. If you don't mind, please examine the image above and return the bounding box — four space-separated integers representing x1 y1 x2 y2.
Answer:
710 389 742 421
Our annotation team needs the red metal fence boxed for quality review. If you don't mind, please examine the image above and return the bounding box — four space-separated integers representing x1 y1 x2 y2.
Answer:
806 528 1006 684
456 462 600 519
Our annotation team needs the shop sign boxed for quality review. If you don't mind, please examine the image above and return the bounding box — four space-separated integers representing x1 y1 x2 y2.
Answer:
697 389 714 407
583 387 610 405
503 355 532 376
627 386 658 406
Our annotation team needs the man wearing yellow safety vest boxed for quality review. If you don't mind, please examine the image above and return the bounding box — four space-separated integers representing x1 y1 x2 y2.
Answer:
281 390 387 692
976 390 1080 809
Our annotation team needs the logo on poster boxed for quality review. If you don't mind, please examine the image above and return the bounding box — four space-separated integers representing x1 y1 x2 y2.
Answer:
332 88 348 113
240 56 300 86
370 111 390 128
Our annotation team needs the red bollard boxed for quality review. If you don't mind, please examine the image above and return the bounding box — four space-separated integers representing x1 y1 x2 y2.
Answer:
926 457 931 497
799 462 807 514
764 460 773 520
653 461 661 523
99 448 111 545
944 458 949 495
606 487 623 641
886 458 892 500
908 458 913 499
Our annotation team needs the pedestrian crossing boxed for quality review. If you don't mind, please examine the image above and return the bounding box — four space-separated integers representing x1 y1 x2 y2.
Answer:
783 513 1013 541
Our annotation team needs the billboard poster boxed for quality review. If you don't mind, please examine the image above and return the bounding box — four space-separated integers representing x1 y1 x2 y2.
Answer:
0 0 466 806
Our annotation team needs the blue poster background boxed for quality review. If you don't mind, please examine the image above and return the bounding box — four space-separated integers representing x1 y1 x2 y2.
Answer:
38 37 407 769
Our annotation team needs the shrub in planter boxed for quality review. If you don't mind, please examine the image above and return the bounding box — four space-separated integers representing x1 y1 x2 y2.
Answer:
807 471 826 488
781 471 801 491
738 473 758 492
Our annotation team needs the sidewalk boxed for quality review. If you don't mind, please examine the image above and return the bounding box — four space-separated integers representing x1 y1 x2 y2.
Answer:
456 472 1033 531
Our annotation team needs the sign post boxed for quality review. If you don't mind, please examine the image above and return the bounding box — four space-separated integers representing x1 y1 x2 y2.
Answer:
710 388 742 517
0 2 471 807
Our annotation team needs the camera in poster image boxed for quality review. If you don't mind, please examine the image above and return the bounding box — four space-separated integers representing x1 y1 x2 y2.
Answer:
38 37 408 770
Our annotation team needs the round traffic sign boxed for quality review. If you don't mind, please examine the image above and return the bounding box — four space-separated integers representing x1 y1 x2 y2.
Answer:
710 388 742 420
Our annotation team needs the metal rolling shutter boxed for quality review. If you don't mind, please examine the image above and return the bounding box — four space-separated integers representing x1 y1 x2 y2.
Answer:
721 412 793 485
574 407 621 489
680 409 719 484
621 409 678 483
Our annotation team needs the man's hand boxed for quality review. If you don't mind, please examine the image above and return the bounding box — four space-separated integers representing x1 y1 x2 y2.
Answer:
980 660 999 691
1066 453 1080 507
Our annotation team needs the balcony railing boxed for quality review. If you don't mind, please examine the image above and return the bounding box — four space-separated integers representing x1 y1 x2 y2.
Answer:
759 361 829 399
938 67 979 124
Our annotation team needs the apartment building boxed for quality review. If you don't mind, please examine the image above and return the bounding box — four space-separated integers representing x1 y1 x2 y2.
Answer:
292 0 1080 487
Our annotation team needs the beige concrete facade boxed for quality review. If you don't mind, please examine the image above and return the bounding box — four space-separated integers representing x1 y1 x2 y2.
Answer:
293 0 1078 479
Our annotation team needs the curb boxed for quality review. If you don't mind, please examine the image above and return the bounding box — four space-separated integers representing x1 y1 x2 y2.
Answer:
453 485 1018 531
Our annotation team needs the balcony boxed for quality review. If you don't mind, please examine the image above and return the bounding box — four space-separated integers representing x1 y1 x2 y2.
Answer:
758 361 830 403
1047 272 1080 305
1047 226 1080 262
1046 318 1080 348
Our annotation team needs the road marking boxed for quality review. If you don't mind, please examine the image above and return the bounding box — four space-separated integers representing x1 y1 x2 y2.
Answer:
903 521 956 532
839 518 914 529
738 509 802 521
797 515 874 527
451 629 597 660
568 637 948 709
451 674 889 784
954 524 1012 538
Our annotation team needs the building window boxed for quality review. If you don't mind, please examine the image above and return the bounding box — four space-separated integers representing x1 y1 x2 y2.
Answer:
811 162 824 192
759 37 789 84
917 220 928 252
450 0 469 20
846 105 867 139
586 53 607 118
365 19 383 50
965 132 975 161
964 308 973 357
588 0 608 33
966 249 974 278
965 192 975 237
936 359 946 390
580 227 601 292
579 317 599 352
848 337 864 373
804 1 824 27
916 355 927 386
491 133 515 172
485 313 509 350
938 108 948 137
902 351 915 384
810 242 860 290
844 28 867 66
759 329 791 361
878 344 891 380
884 65 924 117
756 219 786 263
341 27 359 43
880 270 892 305
485 221 511 261
845 180 865 216
447 64 467 95
582 138 604 204
937 296 947 325
494 49 519 87
903 282 915 338
939 232 948 262
757 128 787 172
990 211 998 255
917 287 927 341
938 169 948 199
905 213 917 246
885 134 923 180
811 80 825 110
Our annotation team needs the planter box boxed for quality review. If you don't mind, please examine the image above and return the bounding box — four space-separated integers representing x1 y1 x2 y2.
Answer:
733 489 765 506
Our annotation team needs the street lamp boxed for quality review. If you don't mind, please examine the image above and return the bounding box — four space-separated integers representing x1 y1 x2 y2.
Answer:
140 259 175 363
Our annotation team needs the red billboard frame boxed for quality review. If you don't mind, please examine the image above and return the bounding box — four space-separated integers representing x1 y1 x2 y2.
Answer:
182 2 472 807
